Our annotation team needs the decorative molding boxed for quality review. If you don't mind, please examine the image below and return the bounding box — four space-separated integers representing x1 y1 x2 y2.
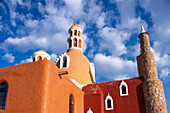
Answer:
119 80 128 96
105 93 114 110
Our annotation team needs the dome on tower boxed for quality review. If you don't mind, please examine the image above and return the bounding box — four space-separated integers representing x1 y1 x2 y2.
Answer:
32 50 51 62
55 23 96 85
71 23 80 28
59 49 96 85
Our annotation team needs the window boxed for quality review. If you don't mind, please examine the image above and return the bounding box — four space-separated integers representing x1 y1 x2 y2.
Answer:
55 54 70 69
0 82 8 110
63 56 67 67
78 31 81 37
107 99 112 108
74 38 77 47
70 39 72 48
105 93 113 110
37 56 42 61
122 85 127 94
69 95 74 113
70 31 72 36
74 30 77 36
119 81 128 96
69 39 72 48
79 39 82 48
56 59 60 68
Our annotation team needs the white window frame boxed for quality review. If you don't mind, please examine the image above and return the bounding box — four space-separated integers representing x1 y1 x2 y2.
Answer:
55 53 70 69
119 80 128 96
105 93 114 110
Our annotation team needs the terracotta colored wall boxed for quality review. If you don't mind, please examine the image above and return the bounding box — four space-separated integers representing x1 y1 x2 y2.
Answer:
83 77 146 113
0 60 84 113
61 49 95 85
43 61 84 113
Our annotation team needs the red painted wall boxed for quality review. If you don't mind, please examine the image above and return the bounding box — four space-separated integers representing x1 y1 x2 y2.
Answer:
83 77 146 113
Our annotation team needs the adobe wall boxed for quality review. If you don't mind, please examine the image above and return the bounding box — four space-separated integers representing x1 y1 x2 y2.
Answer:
43 61 84 113
0 60 84 113
0 61 50 113
83 77 146 113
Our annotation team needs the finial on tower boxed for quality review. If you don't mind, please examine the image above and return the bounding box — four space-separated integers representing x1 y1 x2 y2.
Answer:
141 26 146 33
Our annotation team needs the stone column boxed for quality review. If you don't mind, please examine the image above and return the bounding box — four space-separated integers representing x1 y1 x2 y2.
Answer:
137 29 167 113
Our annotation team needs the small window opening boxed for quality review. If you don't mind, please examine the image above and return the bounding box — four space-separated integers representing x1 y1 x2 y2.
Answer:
78 31 81 37
69 39 72 48
37 56 42 61
107 99 112 108
122 85 127 94
0 82 8 110
69 95 74 113
119 81 128 96
79 39 81 48
56 59 60 68
105 93 113 110
63 57 67 67
74 30 77 36
70 31 73 36
74 39 77 47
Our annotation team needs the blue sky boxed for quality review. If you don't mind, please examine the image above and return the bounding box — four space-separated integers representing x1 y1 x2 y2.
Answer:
0 0 170 111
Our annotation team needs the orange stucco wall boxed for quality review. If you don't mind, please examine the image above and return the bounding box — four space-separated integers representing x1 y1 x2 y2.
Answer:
61 49 95 85
0 60 84 113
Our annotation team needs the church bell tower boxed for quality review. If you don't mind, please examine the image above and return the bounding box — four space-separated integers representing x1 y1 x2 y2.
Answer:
67 23 83 52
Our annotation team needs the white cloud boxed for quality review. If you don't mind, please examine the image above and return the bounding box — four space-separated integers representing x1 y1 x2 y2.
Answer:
94 53 137 80
64 0 83 17
50 53 57 63
20 57 32 64
160 68 169 79
2 53 15 63
139 0 170 55
98 27 130 56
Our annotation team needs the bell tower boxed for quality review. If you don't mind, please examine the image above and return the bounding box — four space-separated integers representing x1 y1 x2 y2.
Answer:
67 23 83 52
137 26 167 113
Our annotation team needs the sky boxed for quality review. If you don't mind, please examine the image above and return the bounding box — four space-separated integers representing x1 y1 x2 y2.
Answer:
0 0 170 111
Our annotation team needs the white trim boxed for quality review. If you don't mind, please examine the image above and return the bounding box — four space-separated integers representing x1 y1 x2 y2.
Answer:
105 93 114 110
68 47 83 52
69 27 82 33
90 63 95 78
119 80 128 96
55 53 70 69
70 79 81 88
87 107 93 113
32 51 51 61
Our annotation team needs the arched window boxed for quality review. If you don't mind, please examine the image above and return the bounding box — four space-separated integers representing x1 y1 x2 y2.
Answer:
107 99 112 108
63 56 67 67
0 82 8 110
56 59 60 68
119 81 128 96
105 93 113 110
74 30 77 36
122 85 127 94
70 39 72 48
70 31 72 36
37 56 42 61
55 54 70 69
78 31 81 37
74 38 77 47
79 39 82 48
69 95 74 113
